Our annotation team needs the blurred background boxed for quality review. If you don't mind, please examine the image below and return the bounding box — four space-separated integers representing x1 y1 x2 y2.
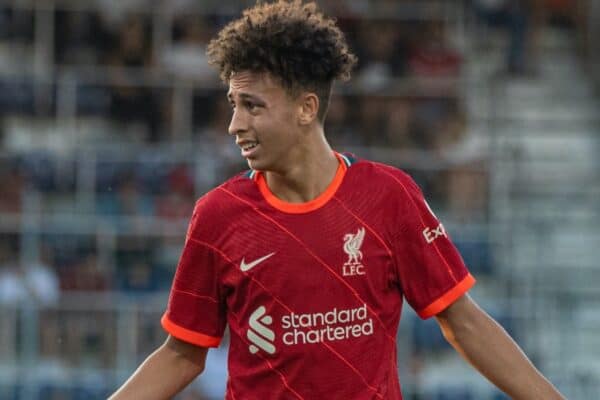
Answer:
0 0 598 399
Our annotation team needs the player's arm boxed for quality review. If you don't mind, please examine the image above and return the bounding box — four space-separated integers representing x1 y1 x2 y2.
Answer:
435 294 565 400
108 335 208 400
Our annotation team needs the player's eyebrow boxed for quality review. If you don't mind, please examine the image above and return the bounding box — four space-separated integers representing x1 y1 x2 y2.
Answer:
227 92 265 105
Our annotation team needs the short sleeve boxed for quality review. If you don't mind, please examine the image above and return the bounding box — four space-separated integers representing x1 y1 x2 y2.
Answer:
391 174 475 319
161 202 227 347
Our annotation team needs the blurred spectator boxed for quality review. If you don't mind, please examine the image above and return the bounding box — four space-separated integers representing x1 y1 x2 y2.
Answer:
155 164 195 221
444 162 489 221
381 97 416 148
54 10 112 65
161 15 216 81
0 243 25 306
349 92 467 153
412 98 452 150
60 253 110 292
97 172 155 217
355 20 408 89
0 6 34 43
117 260 157 293
534 0 587 57
107 15 163 141
541 0 581 28
408 20 462 78
0 163 24 213
473 0 532 75
356 95 388 146
24 246 61 306
106 13 152 72
0 242 60 306
115 235 160 292
428 99 468 153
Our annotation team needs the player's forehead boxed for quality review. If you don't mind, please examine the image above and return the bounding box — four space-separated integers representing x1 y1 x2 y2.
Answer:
227 71 287 101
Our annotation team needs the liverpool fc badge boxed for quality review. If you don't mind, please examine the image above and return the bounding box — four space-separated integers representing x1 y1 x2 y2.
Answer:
343 227 366 276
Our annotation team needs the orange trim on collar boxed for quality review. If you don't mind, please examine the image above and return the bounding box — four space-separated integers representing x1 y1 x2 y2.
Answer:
255 152 347 214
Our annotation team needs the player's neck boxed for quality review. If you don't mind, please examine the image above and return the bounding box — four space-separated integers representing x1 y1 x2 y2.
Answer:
263 135 339 204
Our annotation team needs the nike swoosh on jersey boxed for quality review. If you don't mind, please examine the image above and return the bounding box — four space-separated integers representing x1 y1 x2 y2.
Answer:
240 252 276 272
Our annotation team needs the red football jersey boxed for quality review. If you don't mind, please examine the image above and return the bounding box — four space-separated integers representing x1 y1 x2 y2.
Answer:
162 152 475 399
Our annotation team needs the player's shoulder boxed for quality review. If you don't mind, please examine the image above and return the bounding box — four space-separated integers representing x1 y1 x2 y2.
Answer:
344 153 418 190
194 170 256 214
192 172 256 223
187 171 257 239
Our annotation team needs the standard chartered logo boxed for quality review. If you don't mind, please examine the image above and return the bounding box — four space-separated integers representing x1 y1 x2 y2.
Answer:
247 304 373 355
247 306 276 355
281 303 373 345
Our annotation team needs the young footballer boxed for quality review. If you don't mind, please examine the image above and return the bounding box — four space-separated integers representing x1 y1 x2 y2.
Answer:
110 1 565 399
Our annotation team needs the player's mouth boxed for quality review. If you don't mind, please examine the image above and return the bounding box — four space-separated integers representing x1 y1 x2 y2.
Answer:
238 140 259 158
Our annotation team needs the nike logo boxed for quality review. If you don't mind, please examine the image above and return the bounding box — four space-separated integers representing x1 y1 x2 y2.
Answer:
240 252 276 272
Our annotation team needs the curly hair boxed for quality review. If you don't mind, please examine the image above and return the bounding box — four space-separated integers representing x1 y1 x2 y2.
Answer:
207 0 357 121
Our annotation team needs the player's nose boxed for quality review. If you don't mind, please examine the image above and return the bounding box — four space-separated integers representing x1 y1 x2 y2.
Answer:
228 108 248 136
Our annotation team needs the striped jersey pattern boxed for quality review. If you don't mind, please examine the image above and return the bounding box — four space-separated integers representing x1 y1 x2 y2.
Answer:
162 152 475 399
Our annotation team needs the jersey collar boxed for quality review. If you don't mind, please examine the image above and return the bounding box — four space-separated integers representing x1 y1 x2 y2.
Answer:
253 152 348 214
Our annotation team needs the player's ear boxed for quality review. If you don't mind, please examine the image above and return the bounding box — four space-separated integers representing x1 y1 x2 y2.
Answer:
297 92 319 126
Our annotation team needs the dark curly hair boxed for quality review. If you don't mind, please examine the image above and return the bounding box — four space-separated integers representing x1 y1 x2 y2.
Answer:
207 0 357 121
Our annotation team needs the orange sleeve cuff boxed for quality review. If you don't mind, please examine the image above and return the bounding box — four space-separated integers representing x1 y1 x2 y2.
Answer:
161 314 222 348
417 273 476 319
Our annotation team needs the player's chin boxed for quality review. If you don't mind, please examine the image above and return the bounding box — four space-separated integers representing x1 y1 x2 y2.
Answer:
246 157 267 172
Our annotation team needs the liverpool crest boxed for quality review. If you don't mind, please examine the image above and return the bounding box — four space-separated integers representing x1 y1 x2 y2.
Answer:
343 227 366 276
